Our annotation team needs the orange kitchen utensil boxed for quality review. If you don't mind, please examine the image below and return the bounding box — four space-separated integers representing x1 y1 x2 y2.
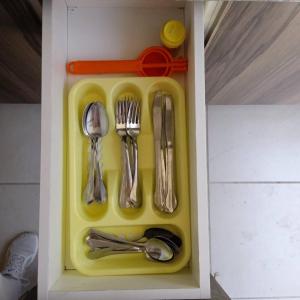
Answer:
66 46 188 76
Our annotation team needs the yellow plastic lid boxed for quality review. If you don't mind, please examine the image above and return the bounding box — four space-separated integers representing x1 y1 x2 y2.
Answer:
160 20 186 49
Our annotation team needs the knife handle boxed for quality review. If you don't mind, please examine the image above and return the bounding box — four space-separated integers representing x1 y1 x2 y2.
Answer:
165 147 177 213
154 140 165 210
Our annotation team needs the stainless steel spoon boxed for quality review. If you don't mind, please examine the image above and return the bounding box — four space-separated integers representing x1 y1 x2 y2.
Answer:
82 102 108 204
87 237 174 262
141 228 182 254
88 228 181 254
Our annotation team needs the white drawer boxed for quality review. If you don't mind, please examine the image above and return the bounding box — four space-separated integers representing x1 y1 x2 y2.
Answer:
39 0 209 299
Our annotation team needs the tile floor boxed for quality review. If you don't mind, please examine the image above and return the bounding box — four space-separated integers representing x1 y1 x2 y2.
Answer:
0 104 40 266
0 103 231 299
4 104 300 299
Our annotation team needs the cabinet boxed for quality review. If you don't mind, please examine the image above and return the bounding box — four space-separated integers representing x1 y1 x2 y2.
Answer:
39 1 209 299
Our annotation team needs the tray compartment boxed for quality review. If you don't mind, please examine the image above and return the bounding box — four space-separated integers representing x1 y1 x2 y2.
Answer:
146 80 189 218
69 82 113 221
71 224 189 276
110 82 145 218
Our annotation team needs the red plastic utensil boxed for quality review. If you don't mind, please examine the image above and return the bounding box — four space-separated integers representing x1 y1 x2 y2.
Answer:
66 46 188 76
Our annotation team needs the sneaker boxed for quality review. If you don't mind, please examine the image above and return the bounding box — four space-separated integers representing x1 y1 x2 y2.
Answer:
2 232 38 293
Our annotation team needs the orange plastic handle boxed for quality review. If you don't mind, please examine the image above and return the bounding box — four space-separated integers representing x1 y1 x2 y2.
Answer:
67 59 188 75
67 60 140 74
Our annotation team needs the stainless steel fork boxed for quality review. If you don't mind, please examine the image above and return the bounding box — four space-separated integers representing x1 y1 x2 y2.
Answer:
115 99 132 208
127 100 141 207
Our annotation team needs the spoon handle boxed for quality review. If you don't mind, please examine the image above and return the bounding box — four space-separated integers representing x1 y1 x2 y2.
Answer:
94 139 107 203
84 142 96 204
93 140 102 202
87 248 143 260
87 238 140 251
89 229 144 248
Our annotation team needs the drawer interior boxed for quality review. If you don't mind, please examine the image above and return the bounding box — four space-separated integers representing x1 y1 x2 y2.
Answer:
41 0 209 298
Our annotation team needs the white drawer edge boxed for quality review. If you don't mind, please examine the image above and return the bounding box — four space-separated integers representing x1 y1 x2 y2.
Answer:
49 288 203 300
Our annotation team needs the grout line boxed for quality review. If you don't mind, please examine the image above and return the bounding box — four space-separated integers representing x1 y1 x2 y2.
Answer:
210 181 300 184
233 297 300 300
0 182 40 186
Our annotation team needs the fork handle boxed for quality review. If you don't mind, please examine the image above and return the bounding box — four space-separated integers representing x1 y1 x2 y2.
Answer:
119 137 132 208
129 137 140 207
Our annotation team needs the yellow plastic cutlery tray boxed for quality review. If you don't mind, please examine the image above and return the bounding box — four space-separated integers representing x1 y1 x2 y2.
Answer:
68 77 190 276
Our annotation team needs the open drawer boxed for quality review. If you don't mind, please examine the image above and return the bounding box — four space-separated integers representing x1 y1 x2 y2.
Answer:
39 0 209 299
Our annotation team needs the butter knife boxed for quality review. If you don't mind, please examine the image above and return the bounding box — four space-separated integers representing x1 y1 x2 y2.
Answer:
164 94 177 213
153 92 166 210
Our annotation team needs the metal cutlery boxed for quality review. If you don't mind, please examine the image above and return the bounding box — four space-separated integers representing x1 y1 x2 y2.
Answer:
115 100 132 208
141 228 182 254
153 92 166 211
87 237 174 262
126 101 141 207
164 95 177 213
152 92 177 213
115 96 141 208
82 102 109 204
86 228 181 262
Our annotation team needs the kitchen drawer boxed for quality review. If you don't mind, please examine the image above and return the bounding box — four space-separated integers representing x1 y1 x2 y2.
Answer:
39 0 209 299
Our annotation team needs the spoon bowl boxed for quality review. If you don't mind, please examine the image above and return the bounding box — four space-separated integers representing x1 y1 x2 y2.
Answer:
143 238 174 262
143 228 182 254
83 102 109 139
82 102 93 137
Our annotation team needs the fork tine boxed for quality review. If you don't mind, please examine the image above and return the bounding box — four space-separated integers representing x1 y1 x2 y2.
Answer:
118 100 121 124
122 100 126 124
134 101 137 123
120 100 123 123
137 101 141 124
129 101 133 124
137 102 140 123
135 101 139 124
125 100 128 123
125 99 128 123
134 101 138 123
132 101 136 123
128 101 132 124
119 101 122 124
121 101 124 123
125 100 128 124
126 99 129 119
116 101 119 123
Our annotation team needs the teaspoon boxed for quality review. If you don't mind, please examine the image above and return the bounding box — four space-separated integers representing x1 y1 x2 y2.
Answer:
82 102 108 204
87 237 174 262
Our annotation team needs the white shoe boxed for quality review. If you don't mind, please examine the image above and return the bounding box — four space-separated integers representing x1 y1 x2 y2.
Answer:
2 232 38 294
